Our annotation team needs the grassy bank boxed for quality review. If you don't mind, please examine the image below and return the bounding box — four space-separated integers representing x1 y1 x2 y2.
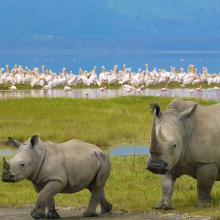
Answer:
145 81 219 89
0 97 216 147
1 156 220 217
0 82 220 90
0 83 41 90
0 97 219 217
0 83 121 90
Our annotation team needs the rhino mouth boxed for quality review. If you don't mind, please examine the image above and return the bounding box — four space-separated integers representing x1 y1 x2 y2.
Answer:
2 171 16 183
147 158 169 175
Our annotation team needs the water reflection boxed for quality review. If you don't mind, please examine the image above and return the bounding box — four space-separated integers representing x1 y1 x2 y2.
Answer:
0 146 149 157
0 88 220 100
0 149 15 157
109 145 148 156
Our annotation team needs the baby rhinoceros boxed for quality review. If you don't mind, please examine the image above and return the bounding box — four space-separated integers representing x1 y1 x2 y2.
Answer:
2 135 112 219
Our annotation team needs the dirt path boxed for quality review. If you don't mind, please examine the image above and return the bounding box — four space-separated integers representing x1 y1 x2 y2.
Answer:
0 207 214 220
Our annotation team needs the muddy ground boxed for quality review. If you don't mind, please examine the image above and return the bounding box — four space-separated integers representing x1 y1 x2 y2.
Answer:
0 206 214 220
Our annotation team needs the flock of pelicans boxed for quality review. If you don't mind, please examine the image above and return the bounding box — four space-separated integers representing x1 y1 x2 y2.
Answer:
1 64 220 93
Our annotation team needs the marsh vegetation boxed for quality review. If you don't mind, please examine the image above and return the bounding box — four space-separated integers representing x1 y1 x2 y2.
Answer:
0 82 220 90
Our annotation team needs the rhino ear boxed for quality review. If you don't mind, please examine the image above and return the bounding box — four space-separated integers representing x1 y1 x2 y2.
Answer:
7 137 21 149
30 135 39 148
178 104 198 121
150 103 161 117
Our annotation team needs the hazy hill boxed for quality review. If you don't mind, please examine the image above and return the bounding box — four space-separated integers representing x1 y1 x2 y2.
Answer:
0 0 220 51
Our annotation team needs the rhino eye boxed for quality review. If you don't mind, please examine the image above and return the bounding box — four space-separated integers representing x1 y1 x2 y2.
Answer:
173 144 177 148
20 163 25 167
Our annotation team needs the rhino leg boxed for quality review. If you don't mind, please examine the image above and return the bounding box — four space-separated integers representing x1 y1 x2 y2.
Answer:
31 183 45 219
32 183 60 219
83 187 101 217
47 198 60 219
83 152 111 217
196 163 217 207
31 208 46 219
100 189 112 214
31 181 63 219
154 174 175 210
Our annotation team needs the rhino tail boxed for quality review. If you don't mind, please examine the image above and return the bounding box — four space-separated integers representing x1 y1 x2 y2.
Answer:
94 151 111 187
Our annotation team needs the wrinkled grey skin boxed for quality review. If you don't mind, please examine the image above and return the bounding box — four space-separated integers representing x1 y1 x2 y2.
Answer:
2 136 112 219
147 98 220 210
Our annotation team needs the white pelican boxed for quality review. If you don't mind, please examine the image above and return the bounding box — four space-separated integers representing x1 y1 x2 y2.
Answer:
41 85 52 90
196 86 203 92
64 86 72 91
10 85 17 90
99 87 106 92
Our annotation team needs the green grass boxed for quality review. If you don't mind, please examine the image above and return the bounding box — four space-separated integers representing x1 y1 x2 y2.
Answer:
0 97 219 217
0 82 219 90
146 82 220 89
0 83 122 90
1 156 220 217
0 97 216 147
0 83 41 90
69 82 122 89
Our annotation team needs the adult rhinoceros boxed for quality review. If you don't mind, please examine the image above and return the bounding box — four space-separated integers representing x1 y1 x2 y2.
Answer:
2 135 112 219
147 98 220 209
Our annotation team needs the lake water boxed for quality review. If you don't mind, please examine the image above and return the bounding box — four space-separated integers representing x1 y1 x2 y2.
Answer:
109 145 148 156
0 146 149 157
1 88 220 100
0 149 15 157
1 50 220 73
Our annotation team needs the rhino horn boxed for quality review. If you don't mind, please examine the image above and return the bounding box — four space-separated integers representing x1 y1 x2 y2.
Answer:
151 112 157 140
3 157 9 170
158 125 167 142
150 112 161 155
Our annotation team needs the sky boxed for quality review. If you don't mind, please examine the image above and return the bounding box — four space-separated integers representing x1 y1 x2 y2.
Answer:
0 0 220 50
